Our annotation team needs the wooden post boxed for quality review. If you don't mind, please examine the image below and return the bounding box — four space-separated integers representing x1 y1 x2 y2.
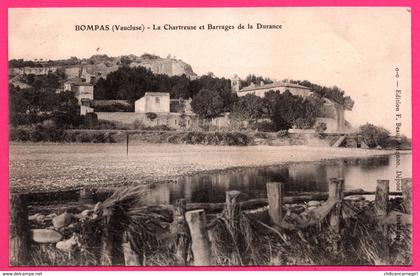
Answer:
375 180 390 217
224 191 241 234
126 133 129 156
10 194 30 266
224 190 243 265
266 182 284 226
401 178 412 214
100 207 113 266
329 178 344 233
328 178 344 201
122 231 141 266
79 188 96 204
100 207 125 266
172 199 190 265
185 209 211 266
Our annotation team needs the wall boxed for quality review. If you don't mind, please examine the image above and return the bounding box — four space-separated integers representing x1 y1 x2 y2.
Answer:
238 86 313 98
73 85 94 104
134 98 146 113
81 106 94 116
96 112 198 129
8 66 58 76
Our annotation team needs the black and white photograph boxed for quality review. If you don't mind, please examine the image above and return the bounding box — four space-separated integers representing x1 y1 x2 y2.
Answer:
8 7 412 266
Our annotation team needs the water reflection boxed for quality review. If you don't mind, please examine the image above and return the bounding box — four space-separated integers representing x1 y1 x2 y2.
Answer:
146 153 411 204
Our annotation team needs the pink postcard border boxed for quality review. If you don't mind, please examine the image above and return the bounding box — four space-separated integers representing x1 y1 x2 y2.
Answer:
0 0 418 271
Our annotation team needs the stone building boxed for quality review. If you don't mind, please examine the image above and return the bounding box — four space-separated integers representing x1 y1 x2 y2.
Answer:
237 81 313 98
135 92 171 113
64 81 94 104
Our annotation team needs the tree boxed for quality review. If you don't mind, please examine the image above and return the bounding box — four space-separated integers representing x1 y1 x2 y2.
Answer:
358 123 390 148
240 74 273 88
231 94 266 123
191 89 225 119
270 91 320 130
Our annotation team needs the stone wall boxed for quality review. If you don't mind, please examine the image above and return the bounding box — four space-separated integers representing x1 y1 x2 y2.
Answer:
96 112 198 129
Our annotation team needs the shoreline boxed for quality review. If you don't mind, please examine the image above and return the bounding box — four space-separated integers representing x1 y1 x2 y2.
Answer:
9 143 411 194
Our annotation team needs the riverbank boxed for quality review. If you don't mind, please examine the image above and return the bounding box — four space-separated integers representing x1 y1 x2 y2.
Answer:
9 143 405 193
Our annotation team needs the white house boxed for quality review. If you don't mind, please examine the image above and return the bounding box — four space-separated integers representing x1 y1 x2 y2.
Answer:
135 92 170 113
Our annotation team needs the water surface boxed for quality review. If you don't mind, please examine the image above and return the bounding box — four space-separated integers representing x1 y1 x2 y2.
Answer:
147 153 411 204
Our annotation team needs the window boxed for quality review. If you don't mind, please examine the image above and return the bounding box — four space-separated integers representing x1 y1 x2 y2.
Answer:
155 97 160 104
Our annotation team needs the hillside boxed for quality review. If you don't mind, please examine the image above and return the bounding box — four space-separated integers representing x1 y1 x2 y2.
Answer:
8 54 197 80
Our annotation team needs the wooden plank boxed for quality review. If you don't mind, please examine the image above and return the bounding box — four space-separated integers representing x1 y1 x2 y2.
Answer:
375 180 389 216
401 178 412 214
266 182 284 226
10 194 30 266
185 209 211 266
329 178 344 233
172 199 190 265
122 231 141 266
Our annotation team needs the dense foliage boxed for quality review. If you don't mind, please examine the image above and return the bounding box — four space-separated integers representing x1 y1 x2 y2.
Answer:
358 123 391 148
270 91 321 130
231 94 266 123
293 80 354 110
191 89 226 119
240 74 273 88
94 67 232 103
9 72 83 128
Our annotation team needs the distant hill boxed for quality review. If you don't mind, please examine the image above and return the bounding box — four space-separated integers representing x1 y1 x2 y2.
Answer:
128 54 197 78
8 53 197 80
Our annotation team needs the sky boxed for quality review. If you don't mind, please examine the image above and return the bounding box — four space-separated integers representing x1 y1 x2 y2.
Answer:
8 8 412 137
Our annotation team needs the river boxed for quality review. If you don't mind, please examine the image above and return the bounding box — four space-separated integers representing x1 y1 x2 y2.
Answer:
146 153 412 204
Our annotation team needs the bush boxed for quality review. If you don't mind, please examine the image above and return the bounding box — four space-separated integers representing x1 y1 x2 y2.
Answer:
315 122 327 134
252 121 277 132
358 123 390 148
131 119 144 130
10 124 65 142
94 102 133 112
83 113 98 128
10 127 31 141
146 112 157 120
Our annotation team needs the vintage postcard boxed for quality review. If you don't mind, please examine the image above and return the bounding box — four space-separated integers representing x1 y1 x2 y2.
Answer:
7 7 412 267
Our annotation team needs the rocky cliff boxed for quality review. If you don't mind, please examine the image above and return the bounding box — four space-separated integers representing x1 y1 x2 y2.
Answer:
8 54 197 81
129 55 196 78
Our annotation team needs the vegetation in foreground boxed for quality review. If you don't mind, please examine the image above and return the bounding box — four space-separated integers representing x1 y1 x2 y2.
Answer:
23 185 411 266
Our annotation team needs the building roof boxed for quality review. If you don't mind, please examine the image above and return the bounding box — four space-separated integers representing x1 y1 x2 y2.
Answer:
239 81 311 93
144 92 170 97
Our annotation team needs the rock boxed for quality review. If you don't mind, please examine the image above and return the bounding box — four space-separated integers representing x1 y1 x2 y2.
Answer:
46 213 57 219
36 214 46 224
307 201 321 207
52 212 72 229
56 234 80 253
32 229 63 243
28 213 41 221
67 223 76 229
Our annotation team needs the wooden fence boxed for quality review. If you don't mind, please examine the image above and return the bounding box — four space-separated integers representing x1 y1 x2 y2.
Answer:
10 177 412 266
